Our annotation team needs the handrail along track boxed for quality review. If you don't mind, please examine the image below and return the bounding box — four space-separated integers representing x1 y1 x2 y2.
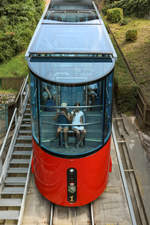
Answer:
0 75 33 225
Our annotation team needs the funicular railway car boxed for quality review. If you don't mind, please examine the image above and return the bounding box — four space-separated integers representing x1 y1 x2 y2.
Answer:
25 0 117 206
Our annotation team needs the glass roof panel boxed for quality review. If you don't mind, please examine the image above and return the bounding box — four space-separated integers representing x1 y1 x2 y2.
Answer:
50 0 94 10
29 24 115 55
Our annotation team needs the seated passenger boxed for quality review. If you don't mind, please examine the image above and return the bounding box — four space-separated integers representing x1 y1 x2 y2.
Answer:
55 103 70 148
71 103 86 148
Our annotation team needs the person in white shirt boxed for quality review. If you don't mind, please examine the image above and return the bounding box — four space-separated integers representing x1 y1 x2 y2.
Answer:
71 103 86 147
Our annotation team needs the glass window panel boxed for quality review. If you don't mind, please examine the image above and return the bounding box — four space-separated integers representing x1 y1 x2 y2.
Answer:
45 11 98 22
38 79 107 156
30 73 39 143
30 73 113 157
60 86 85 106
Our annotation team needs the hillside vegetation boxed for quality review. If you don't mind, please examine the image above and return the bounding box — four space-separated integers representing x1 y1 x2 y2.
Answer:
0 0 44 63
100 0 150 113
0 52 28 78
110 19 150 104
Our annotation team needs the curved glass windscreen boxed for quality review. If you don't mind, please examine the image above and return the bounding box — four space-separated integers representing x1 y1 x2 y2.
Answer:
45 11 98 22
30 71 113 156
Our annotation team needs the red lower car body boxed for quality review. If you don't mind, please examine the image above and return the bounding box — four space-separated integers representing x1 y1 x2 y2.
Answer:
32 138 112 206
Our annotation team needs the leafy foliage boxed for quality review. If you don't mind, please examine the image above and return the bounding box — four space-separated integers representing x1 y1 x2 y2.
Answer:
107 8 123 23
119 18 128 26
126 30 137 41
104 0 150 17
0 0 44 63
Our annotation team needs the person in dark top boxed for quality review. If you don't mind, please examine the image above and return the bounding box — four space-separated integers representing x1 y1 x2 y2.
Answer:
55 102 70 148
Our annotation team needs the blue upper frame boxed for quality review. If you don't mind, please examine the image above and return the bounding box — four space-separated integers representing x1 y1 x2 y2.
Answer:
25 1 117 85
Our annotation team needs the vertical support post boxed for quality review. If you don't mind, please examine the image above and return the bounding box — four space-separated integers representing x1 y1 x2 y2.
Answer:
15 112 17 127
102 78 106 145
37 79 41 145
0 158 2 175
5 104 8 131
20 93 23 110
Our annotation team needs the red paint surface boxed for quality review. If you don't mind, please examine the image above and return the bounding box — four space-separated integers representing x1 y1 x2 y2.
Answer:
32 138 111 206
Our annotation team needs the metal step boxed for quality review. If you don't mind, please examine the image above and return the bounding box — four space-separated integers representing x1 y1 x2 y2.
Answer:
19 130 32 134
13 151 31 156
20 124 31 128
25 108 31 111
0 199 22 207
10 159 30 164
17 136 32 140
5 177 26 185
8 167 28 174
2 187 24 195
24 113 31 116
0 210 19 220
23 118 31 122
15 143 32 148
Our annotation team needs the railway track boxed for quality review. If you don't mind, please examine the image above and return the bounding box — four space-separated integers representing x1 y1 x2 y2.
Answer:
113 115 149 225
49 202 95 225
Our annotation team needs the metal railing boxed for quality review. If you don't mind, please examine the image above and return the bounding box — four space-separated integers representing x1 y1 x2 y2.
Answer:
0 104 8 137
0 75 29 184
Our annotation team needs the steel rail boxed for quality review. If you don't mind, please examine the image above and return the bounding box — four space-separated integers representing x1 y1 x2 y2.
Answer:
50 203 54 225
114 117 149 225
17 152 33 225
90 203 95 225
112 124 137 225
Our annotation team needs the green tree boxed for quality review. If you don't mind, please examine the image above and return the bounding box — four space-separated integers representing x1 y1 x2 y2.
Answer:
0 0 43 62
